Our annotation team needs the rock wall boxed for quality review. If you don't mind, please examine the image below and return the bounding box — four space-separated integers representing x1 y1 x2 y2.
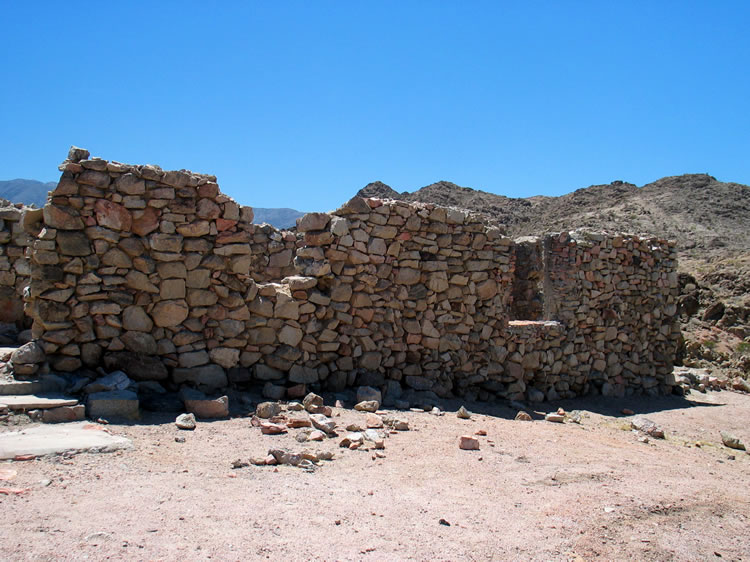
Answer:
24 149 681 403
0 200 40 326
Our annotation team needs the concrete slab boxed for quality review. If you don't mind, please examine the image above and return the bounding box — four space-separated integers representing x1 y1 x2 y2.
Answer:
0 422 132 460
1 395 79 410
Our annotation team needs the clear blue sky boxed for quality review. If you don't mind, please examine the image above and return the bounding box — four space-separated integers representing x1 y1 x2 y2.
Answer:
1 1 748 212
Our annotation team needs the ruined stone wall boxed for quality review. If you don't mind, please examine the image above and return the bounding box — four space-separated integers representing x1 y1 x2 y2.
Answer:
0 201 39 326
25 151 681 403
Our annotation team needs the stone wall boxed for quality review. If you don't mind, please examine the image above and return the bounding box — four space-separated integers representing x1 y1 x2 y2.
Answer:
0 200 40 326
23 149 681 403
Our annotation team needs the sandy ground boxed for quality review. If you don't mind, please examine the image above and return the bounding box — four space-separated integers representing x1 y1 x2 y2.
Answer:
1 390 749 561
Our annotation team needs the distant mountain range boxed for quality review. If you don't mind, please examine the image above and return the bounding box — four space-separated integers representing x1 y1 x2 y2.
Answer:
0 179 306 229
0 179 55 207
252 208 306 229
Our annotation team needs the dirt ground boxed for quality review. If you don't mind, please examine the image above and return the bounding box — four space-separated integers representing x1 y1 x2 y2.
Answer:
1 390 749 561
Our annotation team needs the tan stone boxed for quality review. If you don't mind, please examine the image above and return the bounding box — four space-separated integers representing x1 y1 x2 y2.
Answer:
152 300 189 327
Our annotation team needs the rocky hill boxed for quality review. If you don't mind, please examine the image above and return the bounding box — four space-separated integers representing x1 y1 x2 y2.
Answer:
359 174 750 380
359 174 750 258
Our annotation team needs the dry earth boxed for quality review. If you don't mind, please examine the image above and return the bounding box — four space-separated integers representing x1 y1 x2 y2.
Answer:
1 391 749 561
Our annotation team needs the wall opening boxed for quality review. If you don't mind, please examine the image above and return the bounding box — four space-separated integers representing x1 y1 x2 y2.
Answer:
510 237 545 321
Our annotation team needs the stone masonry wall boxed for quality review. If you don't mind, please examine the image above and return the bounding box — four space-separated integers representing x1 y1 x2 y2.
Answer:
24 150 681 404
0 201 40 326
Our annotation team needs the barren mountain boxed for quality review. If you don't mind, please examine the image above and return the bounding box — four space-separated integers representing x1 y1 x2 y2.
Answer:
358 174 750 258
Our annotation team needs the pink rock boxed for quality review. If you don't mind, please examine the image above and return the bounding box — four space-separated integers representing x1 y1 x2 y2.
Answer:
459 435 480 450
95 199 132 231
131 207 160 236
216 218 237 232
308 430 326 441
260 422 287 435
264 454 277 465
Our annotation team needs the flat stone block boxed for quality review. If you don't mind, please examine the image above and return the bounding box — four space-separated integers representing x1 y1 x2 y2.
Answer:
87 390 139 420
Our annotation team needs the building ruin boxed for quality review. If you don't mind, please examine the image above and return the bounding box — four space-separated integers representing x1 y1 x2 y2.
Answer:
5 148 682 405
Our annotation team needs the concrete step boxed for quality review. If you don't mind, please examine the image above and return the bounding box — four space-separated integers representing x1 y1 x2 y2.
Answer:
0 394 79 411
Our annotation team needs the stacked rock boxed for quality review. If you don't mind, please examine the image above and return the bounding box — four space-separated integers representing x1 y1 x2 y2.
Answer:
23 148 681 403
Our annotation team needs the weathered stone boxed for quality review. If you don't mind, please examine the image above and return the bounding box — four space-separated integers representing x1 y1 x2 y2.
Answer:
95 199 132 231
11 341 45 365
184 393 229 419
209 347 240 369
121 331 158 355
172 365 228 392
175 413 196 430
297 213 331 232
42 405 85 423
43 205 84 230
152 300 189 327
103 352 168 381
122 306 153 332
56 231 91 256
354 400 379 413
87 390 139 420
256 401 282 419
631 416 665 438
720 431 745 451
309 413 336 434
459 435 480 450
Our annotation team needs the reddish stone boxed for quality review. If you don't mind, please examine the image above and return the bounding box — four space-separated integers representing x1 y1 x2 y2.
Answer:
216 231 250 244
260 422 287 435
216 218 237 232
132 207 160 236
459 436 480 450
95 199 132 231
198 182 219 198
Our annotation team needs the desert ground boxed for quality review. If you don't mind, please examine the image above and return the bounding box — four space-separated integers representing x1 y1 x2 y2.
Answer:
1 390 748 562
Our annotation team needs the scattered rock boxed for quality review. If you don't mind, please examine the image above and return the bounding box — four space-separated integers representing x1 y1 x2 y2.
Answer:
309 413 337 434
631 416 665 439
545 413 565 423
456 406 471 419
256 401 282 419
175 413 196 430
303 392 324 413
459 435 480 450
340 432 364 448
515 411 533 421
720 431 746 451
260 422 287 435
287 417 312 429
383 416 409 431
307 430 326 441
365 413 384 428
354 400 379 413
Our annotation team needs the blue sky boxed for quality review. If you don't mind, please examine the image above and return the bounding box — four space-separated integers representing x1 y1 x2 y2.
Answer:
1 1 748 212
